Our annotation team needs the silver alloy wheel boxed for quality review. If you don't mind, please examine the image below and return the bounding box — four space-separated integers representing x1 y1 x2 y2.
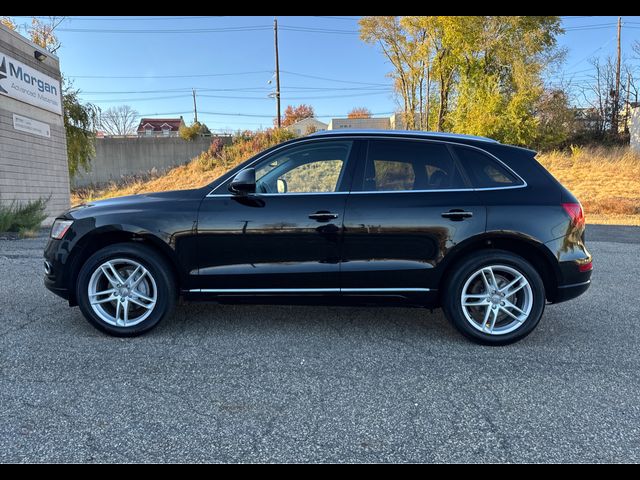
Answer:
460 264 533 336
87 258 157 328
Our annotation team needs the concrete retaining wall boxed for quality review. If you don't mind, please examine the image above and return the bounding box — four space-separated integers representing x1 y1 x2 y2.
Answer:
72 136 231 187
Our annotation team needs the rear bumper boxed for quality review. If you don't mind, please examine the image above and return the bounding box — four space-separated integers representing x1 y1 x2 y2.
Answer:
553 278 591 303
44 277 70 301
544 231 592 304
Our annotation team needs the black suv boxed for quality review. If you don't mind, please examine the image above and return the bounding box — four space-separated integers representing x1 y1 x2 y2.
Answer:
44 130 592 345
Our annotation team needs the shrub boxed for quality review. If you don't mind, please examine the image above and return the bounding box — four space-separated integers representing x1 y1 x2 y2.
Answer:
0 198 48 236
195 128 296 172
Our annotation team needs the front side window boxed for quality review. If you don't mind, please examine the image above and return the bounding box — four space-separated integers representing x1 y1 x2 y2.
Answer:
453 146 522 188
361 140 466 191
254 141 352 194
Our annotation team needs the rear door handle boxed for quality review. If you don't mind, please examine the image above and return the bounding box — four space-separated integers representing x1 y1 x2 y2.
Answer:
309 211 339 222
441 210 473 220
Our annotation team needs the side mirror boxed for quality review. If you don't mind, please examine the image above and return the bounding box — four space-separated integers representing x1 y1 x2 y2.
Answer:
229 168 256 195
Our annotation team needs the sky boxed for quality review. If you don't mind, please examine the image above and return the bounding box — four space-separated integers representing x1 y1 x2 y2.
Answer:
9 15 640 132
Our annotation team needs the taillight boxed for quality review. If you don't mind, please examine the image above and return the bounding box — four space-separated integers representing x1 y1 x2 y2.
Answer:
578 261 593 272
562 202 585 229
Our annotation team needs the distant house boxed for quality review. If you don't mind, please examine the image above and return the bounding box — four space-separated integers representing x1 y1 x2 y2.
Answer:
137 117 186 137
285 117 328 136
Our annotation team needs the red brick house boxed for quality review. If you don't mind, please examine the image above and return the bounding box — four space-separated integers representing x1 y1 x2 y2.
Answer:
136 117 185 137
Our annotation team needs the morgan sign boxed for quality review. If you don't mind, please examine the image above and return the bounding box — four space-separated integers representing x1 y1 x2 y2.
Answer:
0 51 62 115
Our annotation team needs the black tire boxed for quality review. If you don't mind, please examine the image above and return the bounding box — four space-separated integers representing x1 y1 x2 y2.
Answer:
442 250 545 346
76 243 177 337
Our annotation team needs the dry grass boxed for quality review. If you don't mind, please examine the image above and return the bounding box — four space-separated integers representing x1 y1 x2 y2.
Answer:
72 142 640 226
537 146 640 226
71 162 227 204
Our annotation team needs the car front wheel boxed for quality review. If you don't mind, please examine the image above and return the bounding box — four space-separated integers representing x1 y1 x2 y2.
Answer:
76 243 176 337
442 250 545 345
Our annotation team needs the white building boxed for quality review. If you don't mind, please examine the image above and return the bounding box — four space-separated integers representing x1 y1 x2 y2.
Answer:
285 117 328 136
630 104 640 153
327 113 407 131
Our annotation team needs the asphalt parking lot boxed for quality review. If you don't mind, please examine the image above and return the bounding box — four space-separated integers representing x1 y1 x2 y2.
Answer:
1 225 639 463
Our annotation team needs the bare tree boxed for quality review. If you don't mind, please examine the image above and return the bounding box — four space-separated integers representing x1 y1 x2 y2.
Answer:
580 57 617 135
99 105 139 136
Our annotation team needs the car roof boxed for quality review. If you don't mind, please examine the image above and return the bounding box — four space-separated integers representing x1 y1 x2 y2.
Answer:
308 129 499 144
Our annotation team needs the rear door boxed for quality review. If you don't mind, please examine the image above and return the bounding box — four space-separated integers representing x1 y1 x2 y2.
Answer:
341 138 487 293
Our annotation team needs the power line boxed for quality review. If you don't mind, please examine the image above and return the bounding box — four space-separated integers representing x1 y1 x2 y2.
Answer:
13 15 223 21
281 70 389 87
69 70 272 79
81 85 389 95
313 16 360 21
54 23 361 35
66 69 392 88
57 25 272 34
84 90 392 104
280 25 359 35
563 23 618 31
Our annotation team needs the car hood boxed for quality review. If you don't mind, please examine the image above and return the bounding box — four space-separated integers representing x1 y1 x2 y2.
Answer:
66 189 203 219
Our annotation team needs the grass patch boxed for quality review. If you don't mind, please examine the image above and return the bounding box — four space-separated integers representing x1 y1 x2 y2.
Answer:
0 198 48 236
537 147 640 226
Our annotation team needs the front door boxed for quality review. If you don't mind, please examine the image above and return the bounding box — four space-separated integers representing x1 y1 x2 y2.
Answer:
195 139 357 292
341 138 486 293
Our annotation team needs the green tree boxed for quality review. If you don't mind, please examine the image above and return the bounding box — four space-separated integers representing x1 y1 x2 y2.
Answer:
179 121 211 140
179 121 203 141
533 89 575 149
63 83 98 177
360 16 426 130
360 16 563 145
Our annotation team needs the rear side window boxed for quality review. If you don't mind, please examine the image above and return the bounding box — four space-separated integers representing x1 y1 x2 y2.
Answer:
454 146 523 188
362 140 466 191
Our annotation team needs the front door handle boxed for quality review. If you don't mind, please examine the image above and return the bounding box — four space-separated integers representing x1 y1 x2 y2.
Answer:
309 211 339 222
441 210 473 221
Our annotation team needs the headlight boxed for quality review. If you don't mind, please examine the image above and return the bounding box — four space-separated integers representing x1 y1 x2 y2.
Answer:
50 219 73 239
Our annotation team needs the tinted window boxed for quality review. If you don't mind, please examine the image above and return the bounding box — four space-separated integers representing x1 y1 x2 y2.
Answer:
363 140 466 191
454 146 522 188
255 141 351 194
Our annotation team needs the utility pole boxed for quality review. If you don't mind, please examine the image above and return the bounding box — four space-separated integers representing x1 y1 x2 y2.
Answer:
192 89 198 123
274 17 281 128
613 16 622 133
625 72 631 133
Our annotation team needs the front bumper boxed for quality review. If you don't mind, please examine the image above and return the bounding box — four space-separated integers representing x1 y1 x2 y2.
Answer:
44 237 74 304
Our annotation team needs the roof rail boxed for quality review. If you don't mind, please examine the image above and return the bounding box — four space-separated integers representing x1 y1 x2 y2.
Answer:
308 129 499 143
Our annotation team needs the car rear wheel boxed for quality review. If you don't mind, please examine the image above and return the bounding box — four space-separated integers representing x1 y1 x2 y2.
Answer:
442 250 545 345
76 243 176 337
